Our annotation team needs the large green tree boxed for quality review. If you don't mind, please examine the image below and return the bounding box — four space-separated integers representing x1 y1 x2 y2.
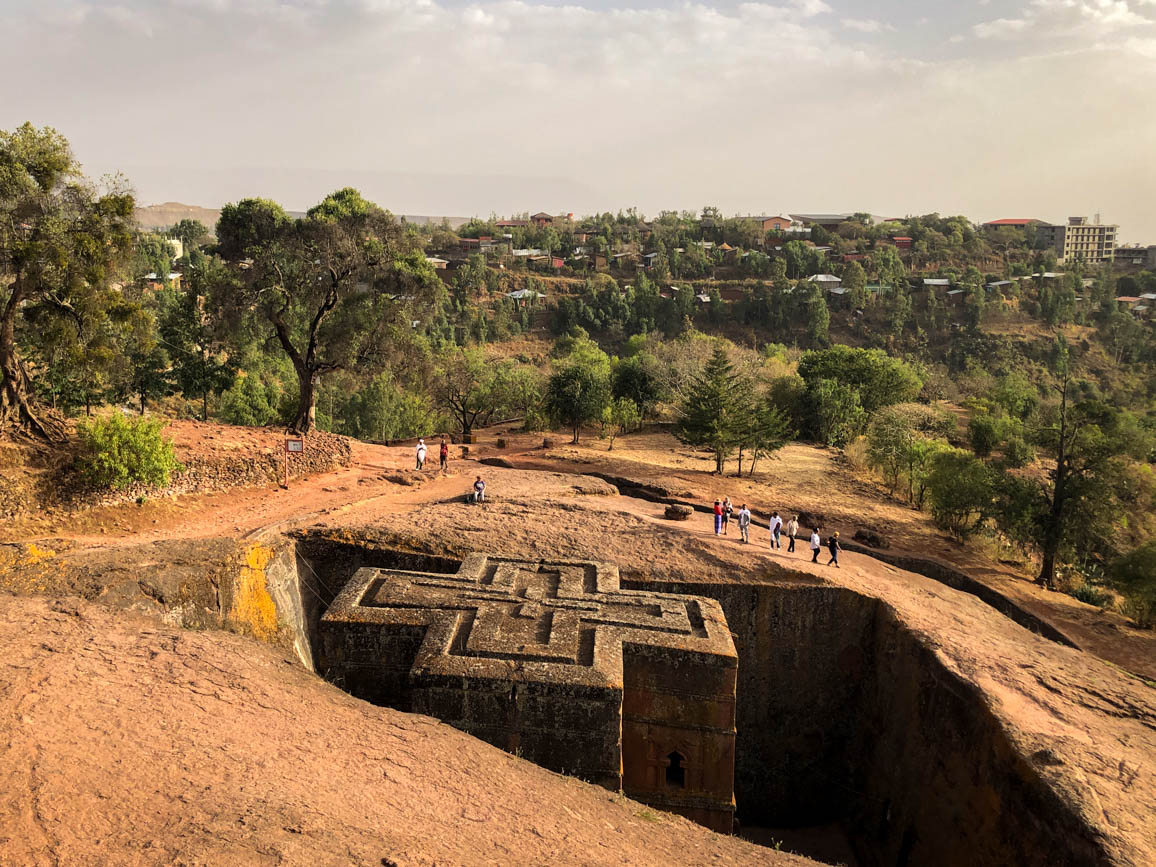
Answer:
0 123 135 439
160 255 236 421
434 347 514 437
797 345 923 413
673 345 751 473
545 358 610 444
215 189 433 433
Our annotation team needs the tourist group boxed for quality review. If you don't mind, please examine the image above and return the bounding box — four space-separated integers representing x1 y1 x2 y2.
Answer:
712 497 841 568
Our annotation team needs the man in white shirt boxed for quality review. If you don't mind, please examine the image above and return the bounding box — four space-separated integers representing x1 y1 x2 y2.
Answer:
786 515 799 553
809 528 822 563
769 512 783 550
416 438 427 469
737 504 752 544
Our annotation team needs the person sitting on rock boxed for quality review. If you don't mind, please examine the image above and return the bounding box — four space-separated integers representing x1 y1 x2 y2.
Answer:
471 476 486 504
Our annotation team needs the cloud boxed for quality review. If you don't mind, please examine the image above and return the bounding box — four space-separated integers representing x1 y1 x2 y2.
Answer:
974 0 1156 42
2 0 1156 240
842 17 893 33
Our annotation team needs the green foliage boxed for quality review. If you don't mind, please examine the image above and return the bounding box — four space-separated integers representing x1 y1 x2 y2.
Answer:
1 122 136 440
797 345 923 413
807 378 866 447
767 375 807 434
968 415 1001 458
611 355 664 416
76 414 183 490
218 374 283 427
674 345 752 473
215 188 431 432
743 401 794 475
168 218 210 252
867 403 954 506
927 449 994 539
545 360 610 444
804 285 830 346
434 347 515 436
600 397 640 450
338 372 440 442
1109 542 1156 628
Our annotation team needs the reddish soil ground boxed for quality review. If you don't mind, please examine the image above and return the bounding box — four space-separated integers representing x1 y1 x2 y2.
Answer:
10 423 1151 684
2 420 1155 865
0 595 815 867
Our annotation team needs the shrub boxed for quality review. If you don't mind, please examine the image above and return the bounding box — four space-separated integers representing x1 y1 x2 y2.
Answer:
807 378 866 447
1001 436 1034 468
76 414 183 490
1109 542 1156 629
1071 582 1112 608
927 449 993 539
968 415 1000 457
219 374 282 427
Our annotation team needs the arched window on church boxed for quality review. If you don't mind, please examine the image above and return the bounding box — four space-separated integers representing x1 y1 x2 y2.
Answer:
665 751 686 788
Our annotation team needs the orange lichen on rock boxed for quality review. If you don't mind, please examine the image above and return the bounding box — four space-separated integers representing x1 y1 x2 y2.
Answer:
232 544 278 641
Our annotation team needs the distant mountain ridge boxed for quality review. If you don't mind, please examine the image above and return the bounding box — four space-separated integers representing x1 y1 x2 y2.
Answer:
134 202 471 233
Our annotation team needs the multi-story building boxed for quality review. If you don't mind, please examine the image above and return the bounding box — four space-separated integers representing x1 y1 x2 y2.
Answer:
1115 245 1156 268
1036 217 1117 264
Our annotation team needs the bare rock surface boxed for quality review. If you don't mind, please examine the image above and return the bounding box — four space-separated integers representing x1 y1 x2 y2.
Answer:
0 595 812 867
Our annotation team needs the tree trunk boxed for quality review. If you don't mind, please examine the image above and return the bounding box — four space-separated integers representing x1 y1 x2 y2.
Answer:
571 422 580 444
291 368 318 434
1038 382 1070 590
0 287 67 441
202 387 209 423
736 446 744 477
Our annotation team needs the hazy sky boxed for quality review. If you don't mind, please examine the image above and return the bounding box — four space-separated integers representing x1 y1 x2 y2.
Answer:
3 0 1155 240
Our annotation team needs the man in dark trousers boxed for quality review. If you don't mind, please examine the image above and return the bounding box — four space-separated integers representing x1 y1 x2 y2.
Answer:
826 531 841 568
439 436 449 471
809 528 822 563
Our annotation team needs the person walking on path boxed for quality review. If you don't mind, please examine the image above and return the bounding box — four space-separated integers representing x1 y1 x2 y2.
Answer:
737 504 751 544
721 497 734 536
439 436 449 471
416 438 427 470
769 511 783 550
786 515 799 553
471 475 486 503
826 531 841 568
713 499 724 536
810 528 822 563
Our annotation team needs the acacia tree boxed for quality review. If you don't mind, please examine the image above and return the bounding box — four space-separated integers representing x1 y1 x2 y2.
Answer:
0 124 135 439
545 360 609 444
215 189 428 433
434 348 511 437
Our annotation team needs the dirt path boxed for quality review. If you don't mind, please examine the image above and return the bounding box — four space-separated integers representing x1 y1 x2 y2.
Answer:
12 426 1155 683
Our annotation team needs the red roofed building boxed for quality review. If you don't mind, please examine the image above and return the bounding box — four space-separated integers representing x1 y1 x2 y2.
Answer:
983 219 1041 228
892 237 913 250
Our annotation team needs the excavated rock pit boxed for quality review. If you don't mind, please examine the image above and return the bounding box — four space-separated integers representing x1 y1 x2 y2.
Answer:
259 530 1118 867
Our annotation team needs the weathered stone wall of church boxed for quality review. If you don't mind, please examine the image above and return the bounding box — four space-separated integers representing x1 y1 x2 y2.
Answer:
625 576 1113 866
627 579 875 826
